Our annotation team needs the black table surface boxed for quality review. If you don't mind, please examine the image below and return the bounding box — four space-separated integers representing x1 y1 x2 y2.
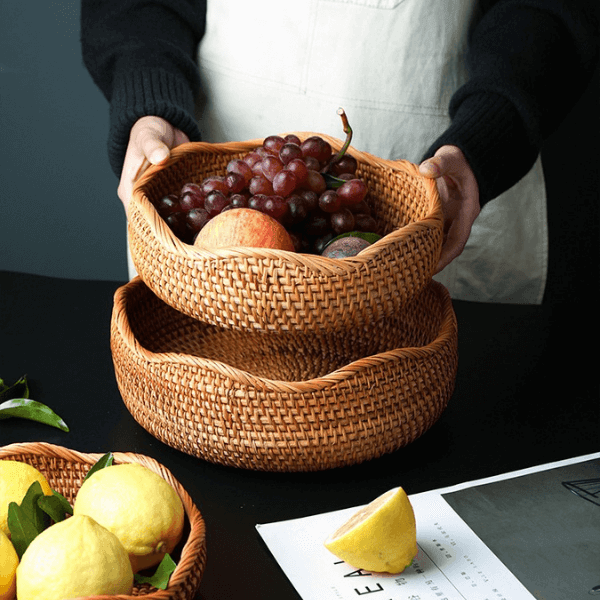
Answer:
0 269 597 599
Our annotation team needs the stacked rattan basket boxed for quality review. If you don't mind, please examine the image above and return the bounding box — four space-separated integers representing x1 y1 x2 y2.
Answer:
0 441 206 600
111 134 459 472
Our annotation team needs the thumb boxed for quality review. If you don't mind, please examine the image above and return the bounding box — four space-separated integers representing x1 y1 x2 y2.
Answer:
419 156 442 179
138 133 171 166
419 145 469 179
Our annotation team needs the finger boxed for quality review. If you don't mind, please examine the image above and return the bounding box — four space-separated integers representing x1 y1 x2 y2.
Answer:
434 200 479 273
418 157 442 178
137 130 171 165
435 225 468 273
420 145 469 179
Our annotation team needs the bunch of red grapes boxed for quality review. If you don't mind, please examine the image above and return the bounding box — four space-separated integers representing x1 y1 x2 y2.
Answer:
153 134 378 254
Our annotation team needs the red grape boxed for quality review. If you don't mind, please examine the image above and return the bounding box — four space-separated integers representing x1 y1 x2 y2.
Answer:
225 171 246 194
279 143 303 165
185 208 210 233
314 232 335 255
251 159 265 176
226 159 253 184
262 195 288 222
272 170 298 196
261 155 284 182
330 208 355 234
348 199 371 215
284 134 302 145
205 190 229 216
354 214 378 232
156 193 181 217
305 170 327 194
329 154 358 176
304 211 329 237
201 176 228 196
301 136 332 165
249 174 274 195
248 194 268 212
337 179 368 206
180 182 203 200
286 194 308 225
229 193 249 208
165 211 188 239
243 151 262 169
303 156 320 171
297 189 317 212
263 135 286 155
318 190 342 213
284 158 309 186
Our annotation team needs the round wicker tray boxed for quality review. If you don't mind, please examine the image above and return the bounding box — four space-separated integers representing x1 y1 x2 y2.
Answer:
0 442 206 600
110 277 458 472
128 134 443 333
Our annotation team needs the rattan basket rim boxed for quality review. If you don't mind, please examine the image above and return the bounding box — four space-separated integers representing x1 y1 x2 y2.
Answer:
0 441 206 600
131 134 443 274
113 278 457 395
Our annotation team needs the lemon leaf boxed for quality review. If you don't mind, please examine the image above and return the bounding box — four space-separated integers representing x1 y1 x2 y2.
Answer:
134 553 177 590
0 374 29 403
38 491 73 523
19 481 49 533
7 502 40 559
83 452 114 483
0 397 69 432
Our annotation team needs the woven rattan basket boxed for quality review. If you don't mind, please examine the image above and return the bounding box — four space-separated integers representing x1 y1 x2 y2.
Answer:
128 134 443 333
0 442 206 600
110 277 458 472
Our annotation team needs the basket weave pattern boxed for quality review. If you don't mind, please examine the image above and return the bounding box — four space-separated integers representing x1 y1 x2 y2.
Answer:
128 134 443 333
0 442 206 599
110 278 458 472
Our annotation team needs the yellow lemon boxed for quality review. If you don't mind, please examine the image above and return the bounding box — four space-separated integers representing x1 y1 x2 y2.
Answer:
0 460 53 537
73 462 185 572
16 514 133 600
0 530 18 600
324 487 417 574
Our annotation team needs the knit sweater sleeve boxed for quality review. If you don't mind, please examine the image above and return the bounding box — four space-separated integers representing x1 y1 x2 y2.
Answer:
81 0 207 177
423 0 599 206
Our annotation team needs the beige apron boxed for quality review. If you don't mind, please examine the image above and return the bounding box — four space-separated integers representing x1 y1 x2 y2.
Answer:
131 0 548 303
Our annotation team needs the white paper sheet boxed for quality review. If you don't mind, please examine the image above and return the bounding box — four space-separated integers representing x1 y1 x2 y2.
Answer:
256 453 600 600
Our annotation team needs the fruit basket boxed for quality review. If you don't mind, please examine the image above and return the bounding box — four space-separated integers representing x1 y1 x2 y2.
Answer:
128 134 443 333
110 276 458 472
0 441 207 600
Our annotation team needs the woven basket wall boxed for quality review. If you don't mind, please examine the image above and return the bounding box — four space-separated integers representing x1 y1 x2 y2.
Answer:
128 134 443 333
0 442 206 600
110 277 458 472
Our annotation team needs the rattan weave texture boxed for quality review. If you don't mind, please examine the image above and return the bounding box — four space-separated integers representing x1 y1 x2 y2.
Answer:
128 135 443 333
0 442 206 599
110 278 458 472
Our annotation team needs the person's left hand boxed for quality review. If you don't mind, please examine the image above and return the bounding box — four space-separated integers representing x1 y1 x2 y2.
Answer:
419 145 480 273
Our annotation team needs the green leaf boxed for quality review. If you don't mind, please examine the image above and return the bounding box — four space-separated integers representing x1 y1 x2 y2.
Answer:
134 553 177 590
7 502 40 559
38 492 73 523
323 173 348 189
0 374 29 403
324 230 383 249
0 397 69 432
82 452 114 483
19 481 48 534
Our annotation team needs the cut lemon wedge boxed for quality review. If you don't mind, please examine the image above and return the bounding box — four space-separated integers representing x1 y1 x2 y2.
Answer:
324 487 417 574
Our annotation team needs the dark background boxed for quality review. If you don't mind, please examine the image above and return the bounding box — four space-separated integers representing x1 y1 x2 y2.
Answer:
1 1 598 300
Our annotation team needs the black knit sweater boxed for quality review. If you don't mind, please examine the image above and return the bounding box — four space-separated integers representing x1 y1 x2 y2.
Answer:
80 0 598 206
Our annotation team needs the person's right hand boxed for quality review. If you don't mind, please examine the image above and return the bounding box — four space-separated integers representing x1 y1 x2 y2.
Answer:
118 116 190 215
